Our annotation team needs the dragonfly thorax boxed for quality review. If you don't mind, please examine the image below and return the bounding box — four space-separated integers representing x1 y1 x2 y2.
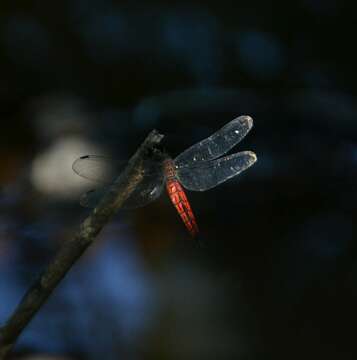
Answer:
163 158 176 179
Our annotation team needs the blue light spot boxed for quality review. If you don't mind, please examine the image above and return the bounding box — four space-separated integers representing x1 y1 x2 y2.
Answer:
238 31 284 78
162 11 221 84
78 11 129 63
2 16 51 68
133 99 161 128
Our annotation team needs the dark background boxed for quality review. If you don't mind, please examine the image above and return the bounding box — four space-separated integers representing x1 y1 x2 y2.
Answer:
0 1 356 359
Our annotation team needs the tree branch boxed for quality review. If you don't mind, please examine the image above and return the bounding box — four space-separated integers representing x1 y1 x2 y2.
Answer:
0 130 164 359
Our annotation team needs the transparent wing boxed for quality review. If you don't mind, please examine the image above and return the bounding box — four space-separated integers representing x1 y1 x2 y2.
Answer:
175 115 253 167
79 172 165 209
72 155 116 184
176 151 257 191
79 184 164 209
72 155 161 183
80 188 107 208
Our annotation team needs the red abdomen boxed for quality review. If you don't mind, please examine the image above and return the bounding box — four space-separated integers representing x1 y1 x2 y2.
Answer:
166 179 199 237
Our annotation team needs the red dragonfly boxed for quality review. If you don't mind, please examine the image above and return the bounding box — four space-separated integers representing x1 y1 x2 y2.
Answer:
73 115 257 237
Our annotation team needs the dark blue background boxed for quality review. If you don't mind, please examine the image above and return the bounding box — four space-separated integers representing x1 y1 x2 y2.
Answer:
0 1 356 359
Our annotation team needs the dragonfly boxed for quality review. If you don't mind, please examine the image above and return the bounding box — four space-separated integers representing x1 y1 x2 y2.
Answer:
72 115 257 237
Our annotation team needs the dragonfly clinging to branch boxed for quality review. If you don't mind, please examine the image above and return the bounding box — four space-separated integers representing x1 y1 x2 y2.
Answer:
73 115 257 237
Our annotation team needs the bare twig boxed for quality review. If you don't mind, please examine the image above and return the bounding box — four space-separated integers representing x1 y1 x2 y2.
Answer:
0 130 164 359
